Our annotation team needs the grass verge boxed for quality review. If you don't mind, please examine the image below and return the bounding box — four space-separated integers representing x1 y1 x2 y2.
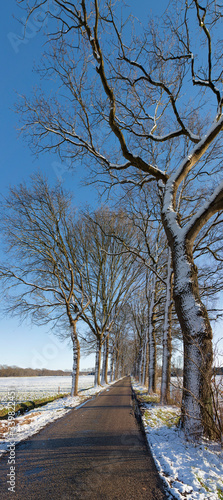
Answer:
0 393 69 420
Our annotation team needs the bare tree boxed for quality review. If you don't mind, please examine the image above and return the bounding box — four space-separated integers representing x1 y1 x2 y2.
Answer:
0 174 89 396
16 0 223 438
160 247 174 405
113 188 175 400
129 291 148 384
109 304 135 381
74 207 140 386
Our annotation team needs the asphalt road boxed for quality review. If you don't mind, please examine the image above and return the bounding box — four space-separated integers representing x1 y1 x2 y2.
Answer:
0 376 169 499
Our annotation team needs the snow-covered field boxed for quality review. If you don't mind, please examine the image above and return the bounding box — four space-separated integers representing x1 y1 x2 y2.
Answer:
0 375 94 407
132 380 223 500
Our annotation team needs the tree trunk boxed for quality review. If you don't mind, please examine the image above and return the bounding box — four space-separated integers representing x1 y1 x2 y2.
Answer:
142 336 148 386
138 341 144 384
112 355 116 381
101 334 109 385
148 326 157 393
110 343 115 382
101 341 106 385
94 336 103 387
115 348 119 380
136 339 143 382
172 240 215 439
120 353 125 377
160 248 173 405
104 334 109 384
70 323 80 397
144 341 149 387
148 273 157 393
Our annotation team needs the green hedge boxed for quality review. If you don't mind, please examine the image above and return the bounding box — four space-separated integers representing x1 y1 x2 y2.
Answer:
0 393 69 420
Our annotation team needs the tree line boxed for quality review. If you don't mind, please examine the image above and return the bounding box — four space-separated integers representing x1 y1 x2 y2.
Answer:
2 0 223 441
0 174 222 440
0 365 72 377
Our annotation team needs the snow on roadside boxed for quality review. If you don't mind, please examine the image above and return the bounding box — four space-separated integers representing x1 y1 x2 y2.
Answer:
0 382 112 459
132 380 223 500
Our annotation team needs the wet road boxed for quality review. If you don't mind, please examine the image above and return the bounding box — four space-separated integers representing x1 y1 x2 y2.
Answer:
0 377 168 499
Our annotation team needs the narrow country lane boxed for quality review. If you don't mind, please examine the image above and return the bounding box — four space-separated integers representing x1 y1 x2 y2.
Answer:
0 377 168 499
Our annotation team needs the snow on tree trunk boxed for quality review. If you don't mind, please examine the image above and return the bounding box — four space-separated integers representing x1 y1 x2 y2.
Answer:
70 324 80 397
94 348 99 387
115 348 120 380
101 334 109 385
112 354 116 381
136 339 143 382
110 344 114 382
104 334 109 384
142 335 148 386
138 342 144 384
148 273 157 394
172 240 214 439
144 342 149 387
160 162 223 438
94 337 102 387
101 341 106 385
160 248 173 405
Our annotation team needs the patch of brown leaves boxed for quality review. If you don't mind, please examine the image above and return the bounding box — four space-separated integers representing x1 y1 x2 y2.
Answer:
0 412 41 438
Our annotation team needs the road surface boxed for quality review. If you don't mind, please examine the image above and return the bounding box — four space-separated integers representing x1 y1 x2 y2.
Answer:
0 376 169 499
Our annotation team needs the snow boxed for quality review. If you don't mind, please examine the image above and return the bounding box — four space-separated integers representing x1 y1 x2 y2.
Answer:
182 179 223 240
132 380 223 500
1 375 222 499
0 375 94 404
162 116 223 245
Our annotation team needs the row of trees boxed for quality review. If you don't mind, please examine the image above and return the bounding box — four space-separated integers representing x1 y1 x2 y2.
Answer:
0 173 179 398
0 366 71 377
0 175 141 395
0 173 222 437
4 0 223 440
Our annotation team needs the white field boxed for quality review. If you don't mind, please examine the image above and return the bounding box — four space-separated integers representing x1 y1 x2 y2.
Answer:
0 375 95 408
1 374 221 408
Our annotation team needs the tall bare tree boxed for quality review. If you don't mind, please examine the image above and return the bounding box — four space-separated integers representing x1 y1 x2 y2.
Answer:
16 0 223 438
109 303 135 382
113 188 175 400
74 207 140 386
0 174 89 396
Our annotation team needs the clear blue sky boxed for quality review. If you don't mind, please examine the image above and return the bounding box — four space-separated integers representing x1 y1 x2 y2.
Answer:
0 1 222 370
0 1 101 371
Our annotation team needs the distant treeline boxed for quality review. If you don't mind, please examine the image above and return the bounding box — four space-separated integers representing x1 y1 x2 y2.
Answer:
0 365 72 377
1 364 221 377
171 367 223 377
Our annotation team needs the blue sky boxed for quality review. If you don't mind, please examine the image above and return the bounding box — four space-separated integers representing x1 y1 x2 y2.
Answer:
0 1 222 370
0 1 101 370
0 0 168 371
